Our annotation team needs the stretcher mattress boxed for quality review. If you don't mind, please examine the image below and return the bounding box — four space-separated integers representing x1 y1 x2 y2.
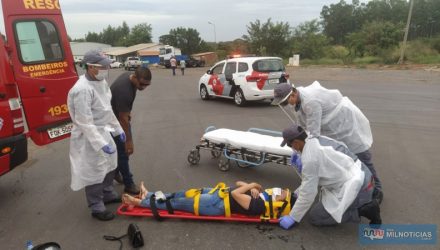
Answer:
117 204 279 223
202 129 293 156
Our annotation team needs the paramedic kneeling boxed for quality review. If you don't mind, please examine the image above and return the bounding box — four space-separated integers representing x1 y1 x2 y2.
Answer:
279 125 381 229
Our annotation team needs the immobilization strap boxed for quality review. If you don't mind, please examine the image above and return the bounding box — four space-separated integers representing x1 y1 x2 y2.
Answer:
278 201 288 219
185 183 231 217
268 195 274 219
103 234 126 250
165 197 174 214
149 194 163 221
185 188 203 216
209 182 231 217
193 192 201 216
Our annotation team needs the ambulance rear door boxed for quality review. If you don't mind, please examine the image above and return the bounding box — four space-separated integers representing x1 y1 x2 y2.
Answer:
2 0 78 145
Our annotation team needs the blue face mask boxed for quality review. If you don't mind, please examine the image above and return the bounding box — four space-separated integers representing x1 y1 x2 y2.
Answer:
290 153 302 174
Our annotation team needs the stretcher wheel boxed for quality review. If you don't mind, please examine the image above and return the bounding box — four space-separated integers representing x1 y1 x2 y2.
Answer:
187 149 200 165
211 150 221 159
218 156 231 171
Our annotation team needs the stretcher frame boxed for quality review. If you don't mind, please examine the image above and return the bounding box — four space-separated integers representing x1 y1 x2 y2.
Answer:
117 204 279 223
187 126 292 172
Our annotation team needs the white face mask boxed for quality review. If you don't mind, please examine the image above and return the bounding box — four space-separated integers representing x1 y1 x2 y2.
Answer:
95 69 109 81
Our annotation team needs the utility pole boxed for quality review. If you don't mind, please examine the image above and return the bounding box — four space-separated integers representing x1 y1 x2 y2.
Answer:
398 0 414 64
208 21 217 49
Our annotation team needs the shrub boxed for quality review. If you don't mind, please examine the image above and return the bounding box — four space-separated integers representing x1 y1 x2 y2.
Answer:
431 37 440 53
353 56 383 64
409 54 440 64
405 40 438 59
300 58 343 65
325 45 350 59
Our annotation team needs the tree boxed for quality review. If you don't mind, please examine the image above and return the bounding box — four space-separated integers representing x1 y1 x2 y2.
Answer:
215 39 250 56
159 27 206 55
320 0 360 45
243 18 292 58
101 25 117 45
115 21 130 46
127 23 152 45
158 34 176 46
347 21 403 56
292 20 329 59
85 32 100 42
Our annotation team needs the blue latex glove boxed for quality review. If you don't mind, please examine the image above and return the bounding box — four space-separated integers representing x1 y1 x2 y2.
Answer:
102 144 116 154
279 215 295 230
119 132 126 143
290 153 303 174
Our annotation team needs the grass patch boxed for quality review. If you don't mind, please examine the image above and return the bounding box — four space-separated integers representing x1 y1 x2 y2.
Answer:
408 54 440 64
353 56 383 64
300 58 344 65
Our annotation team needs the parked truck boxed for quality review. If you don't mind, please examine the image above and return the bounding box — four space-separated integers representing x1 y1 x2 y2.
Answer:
159 45 187 68
186 56 205 68
0 0 77 176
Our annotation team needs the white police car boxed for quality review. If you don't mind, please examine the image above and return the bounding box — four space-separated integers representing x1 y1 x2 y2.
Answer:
198 56 290 106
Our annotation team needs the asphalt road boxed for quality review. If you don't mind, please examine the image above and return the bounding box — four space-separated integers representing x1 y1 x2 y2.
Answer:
0 66 439 250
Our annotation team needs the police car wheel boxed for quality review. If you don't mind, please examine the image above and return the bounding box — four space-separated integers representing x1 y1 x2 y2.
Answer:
200 85 210 100
187 149 200 165
234 89 246 106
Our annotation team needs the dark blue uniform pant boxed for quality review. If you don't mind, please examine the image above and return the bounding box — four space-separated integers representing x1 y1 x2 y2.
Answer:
113 135 134 187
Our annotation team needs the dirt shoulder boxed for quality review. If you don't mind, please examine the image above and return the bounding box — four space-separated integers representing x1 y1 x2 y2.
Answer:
290 63 440 71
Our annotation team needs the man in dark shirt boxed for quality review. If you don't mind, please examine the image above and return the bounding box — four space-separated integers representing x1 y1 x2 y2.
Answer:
110 66 152 194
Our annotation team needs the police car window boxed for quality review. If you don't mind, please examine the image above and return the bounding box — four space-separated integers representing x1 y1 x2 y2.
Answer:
225 62 237 76
212 63 224 74
252 59 284 72
238 62 248 72
15 20 62 63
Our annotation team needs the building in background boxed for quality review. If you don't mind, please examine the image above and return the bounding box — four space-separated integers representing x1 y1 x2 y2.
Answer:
70 42 111 63
105 43 162 63
191 52 218 66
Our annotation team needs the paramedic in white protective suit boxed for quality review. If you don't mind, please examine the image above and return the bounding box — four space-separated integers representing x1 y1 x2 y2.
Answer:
278 125 382 229
67 49 126 221
272 82 383 203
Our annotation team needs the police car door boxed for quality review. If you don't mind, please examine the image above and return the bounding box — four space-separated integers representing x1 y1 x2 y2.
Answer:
2 0 78 145
208 62 225 96
223 62 237 97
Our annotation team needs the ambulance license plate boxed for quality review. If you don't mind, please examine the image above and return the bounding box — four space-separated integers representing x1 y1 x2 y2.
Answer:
268 79 279 84
47 123 73 139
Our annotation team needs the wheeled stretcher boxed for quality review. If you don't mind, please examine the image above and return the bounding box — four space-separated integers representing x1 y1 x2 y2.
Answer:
187 126 294 172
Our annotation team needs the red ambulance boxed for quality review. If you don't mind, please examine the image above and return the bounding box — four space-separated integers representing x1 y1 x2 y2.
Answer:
0 0 77 176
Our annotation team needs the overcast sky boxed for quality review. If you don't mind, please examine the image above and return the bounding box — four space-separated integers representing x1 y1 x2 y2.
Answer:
1 0 370 43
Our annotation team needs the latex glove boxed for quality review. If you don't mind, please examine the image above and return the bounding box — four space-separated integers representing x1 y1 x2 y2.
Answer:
119 132 126 143
290 153 303 174
279 215 295 230
102 144 116 154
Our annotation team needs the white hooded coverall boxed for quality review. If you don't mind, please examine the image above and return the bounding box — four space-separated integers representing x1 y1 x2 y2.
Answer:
67 75 123 191
294 81 372 154
290 137 365 223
